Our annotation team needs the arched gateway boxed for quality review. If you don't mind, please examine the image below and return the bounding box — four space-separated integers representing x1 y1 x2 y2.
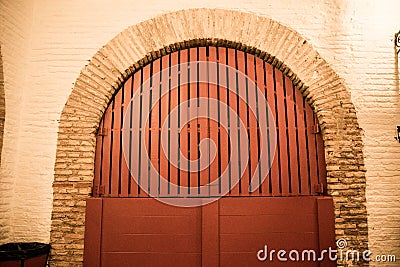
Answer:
85 45 334 266
50 9 367 267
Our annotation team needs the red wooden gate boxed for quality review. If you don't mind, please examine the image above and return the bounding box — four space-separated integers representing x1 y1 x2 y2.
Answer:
84 46 335 267
93 46 326 198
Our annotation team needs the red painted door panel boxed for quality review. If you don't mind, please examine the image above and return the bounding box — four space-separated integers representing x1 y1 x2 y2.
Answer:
100 198 201 267
84 197 335 267
219 197 319 267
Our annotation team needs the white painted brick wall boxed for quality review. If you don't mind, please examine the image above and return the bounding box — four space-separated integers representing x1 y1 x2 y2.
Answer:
0 0 399 265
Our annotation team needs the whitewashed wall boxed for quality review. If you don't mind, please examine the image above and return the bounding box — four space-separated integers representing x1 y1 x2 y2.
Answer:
0 0 399 265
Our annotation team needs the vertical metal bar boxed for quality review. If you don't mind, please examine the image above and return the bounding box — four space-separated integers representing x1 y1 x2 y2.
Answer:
303 98 312 194
94 119 104 197
273 68 281 195
159 54 170 196
176 50 182 195
283 76 292 194
216 47 222 195
198 47 209 196
246 53 259 195
180 48 190 194
127 72 136 196
140 65 154 195
236 50 248 196
274 68 289 196
178 49 189 192
101 106 112 197
137 68 146 196
292 82 302 195
285 77 300 196
110 88 122 197
218 47 230 196
255 57 269 195
169 52 179 196
315 115 327 191
120 77 132 197
206 46 211 197
119 87 124 196
157 59 163 195
167 54 172 195
305 103 318 194
227 48 239 196
189 47 199 194
296 90 310 195
108 99 116 196
129 69 142 197
149 58 161 197
208 46 219 196
268 66 280 196
146 62 154 195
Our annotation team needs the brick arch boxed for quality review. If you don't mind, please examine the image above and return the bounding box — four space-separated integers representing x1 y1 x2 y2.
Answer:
51 8 367 266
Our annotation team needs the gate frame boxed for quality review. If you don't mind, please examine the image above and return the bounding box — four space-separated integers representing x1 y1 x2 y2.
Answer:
51 8 368 266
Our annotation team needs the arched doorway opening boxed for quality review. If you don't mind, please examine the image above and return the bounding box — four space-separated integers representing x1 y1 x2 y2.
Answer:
84 45 335 266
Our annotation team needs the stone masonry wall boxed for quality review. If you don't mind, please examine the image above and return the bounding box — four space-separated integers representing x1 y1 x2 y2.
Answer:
0 1 399 267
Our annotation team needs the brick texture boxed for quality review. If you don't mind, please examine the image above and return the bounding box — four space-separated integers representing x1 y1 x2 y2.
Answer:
0 1 399 267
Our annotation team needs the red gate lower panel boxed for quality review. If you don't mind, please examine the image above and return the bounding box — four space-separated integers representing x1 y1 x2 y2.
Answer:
93 198 201 267
84 197 335 267
219 197 320 267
